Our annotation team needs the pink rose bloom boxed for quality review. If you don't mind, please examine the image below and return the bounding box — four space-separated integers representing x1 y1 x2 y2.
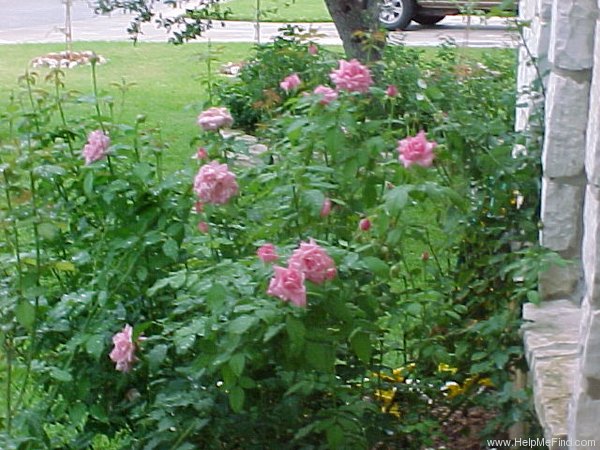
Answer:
82 130 110 165
313 85 338 105
267 266 307 307
308 44 318 55
198 221 209 233
320 197 332 217
330 59 373 93
288 238 336 284
386 84 399 97
109 324 138 373
359 218 371 231
197 107 234 131
193 161 239 205
397 131 437 168
280 73 301 93
257 243 278 263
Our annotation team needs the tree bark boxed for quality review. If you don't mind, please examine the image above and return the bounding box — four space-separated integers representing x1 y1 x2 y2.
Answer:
323 0 384 62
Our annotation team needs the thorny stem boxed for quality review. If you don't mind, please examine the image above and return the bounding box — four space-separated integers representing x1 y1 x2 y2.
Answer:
91 58 114 175
53 72 78 162
14 171 42 412
24 71 40 134
291 184 302 240
514 18 546 100
3 170 23 294
4 338 13 436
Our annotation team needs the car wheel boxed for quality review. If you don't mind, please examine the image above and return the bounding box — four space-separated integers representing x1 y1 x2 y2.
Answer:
379 0 416 31
413 14 446 26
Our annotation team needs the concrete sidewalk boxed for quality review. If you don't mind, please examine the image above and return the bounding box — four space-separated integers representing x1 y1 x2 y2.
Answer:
0 0 516 48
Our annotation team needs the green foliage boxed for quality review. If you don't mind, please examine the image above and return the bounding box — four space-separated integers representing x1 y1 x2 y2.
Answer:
0 37 550 449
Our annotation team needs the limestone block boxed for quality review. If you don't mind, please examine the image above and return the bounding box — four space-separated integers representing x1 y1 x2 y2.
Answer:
520 0 536 20
568 389 600 446
516 107 530 133
542 72 590 178
541 178 585 254
584 25 600 186
539 261 582 301
523 300 581 361
532 19 552 79
538 0 554 21
548 0 597 70
579 309 600 377
522 300 581 445
582 188 600 307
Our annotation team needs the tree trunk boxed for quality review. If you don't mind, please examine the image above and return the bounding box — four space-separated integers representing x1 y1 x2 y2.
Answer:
323 0 384 62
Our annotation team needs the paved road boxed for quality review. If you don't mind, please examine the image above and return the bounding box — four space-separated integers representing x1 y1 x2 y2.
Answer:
0 0 517 47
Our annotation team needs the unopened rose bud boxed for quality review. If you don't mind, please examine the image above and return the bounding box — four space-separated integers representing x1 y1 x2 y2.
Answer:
198 221 209 233
194 147 208 160
359 218 371 231
386 84 399 97
320 197 332 217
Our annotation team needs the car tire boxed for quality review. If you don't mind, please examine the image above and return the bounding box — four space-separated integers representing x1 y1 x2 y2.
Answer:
379 0 416 31
413 14 446 26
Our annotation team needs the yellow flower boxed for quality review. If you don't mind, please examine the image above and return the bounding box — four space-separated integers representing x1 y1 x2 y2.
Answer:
441 381 463 398
437 363 458 374
372 372 398 383
478 377 494 387
374 388 396 407
387 403 401 418
392 368 405 382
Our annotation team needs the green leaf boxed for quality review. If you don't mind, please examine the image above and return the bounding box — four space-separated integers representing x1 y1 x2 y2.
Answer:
15 300 35 330
34 164 66 179
286 316 306 352
83 171 94 197
239 376 256 389
229 354 246 377
362 256 389 278
301 189 325 217
38 222 60 240
162 238 179 261
147 344 168 371
228 316 257 334
326 424 344 449
263 323 285 343
69 402 88 425
527 290 540 304
206 283 228 309
350 331 372 364
54 261 76 272
85 334 105 360
305 342 335 372
90 404 109 423
229 386 245 413
49 367 73 382
493 352 509 369
385 186 411 215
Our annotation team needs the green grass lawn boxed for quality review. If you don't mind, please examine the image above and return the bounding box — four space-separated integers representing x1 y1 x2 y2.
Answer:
0 41 253 171
224 0 332 22
0 42 509 173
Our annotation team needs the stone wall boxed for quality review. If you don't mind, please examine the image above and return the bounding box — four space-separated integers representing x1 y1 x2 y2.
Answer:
518 0 600 448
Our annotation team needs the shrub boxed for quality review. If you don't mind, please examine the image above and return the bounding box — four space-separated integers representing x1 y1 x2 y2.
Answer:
0 38 549 449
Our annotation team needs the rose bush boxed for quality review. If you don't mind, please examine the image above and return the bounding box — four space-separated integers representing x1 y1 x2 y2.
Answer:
0 38 550 449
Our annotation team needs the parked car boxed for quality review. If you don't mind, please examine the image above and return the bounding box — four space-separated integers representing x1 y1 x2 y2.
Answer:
379 0 513 30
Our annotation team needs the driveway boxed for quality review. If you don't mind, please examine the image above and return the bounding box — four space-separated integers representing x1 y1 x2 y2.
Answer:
0 0 517 47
